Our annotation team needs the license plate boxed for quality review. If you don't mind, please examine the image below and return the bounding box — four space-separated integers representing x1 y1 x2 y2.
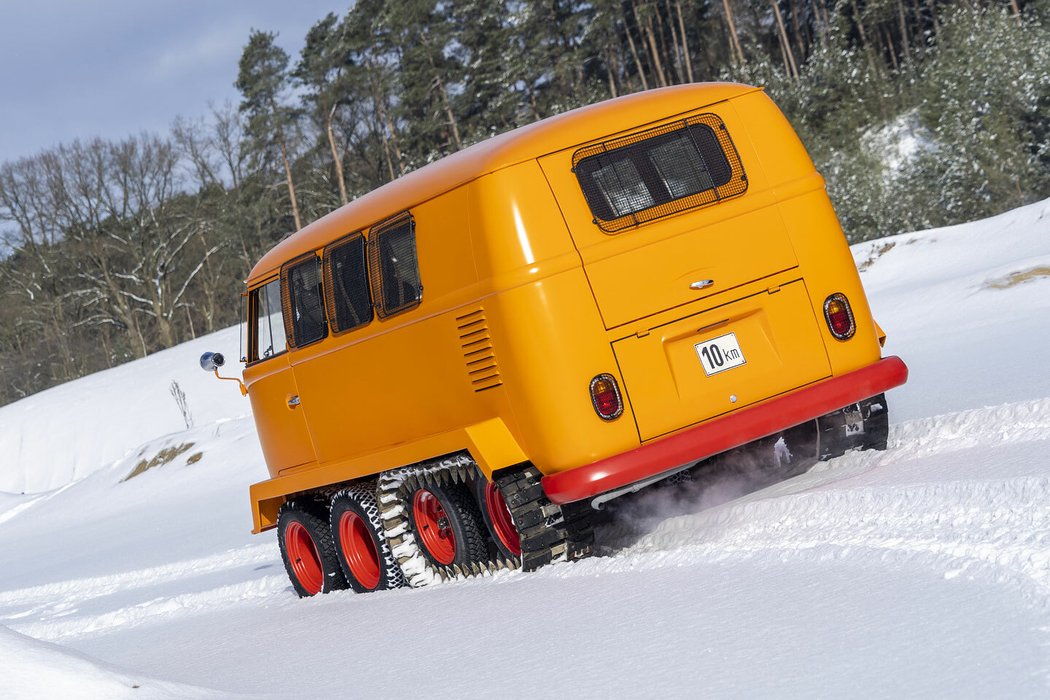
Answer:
694 332 746 376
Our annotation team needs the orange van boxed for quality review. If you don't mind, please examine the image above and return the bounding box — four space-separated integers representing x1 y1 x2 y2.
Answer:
202 82 907 597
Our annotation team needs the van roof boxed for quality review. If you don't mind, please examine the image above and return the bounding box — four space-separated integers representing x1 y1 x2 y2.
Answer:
248 82 760 282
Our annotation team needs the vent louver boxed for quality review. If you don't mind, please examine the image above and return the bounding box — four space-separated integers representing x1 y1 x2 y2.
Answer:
456 308 501 392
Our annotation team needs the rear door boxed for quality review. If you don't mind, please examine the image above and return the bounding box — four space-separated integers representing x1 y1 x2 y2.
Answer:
539 100 830 439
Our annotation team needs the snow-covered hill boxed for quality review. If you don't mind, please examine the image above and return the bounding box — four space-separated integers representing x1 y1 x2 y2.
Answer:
1 199 1049 698
0 326 247 494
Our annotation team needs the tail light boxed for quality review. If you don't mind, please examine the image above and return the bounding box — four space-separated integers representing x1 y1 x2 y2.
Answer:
824 293 856 340
590 374 623 420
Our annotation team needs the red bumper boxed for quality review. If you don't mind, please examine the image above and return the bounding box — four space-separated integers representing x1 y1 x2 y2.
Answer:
542 356 908 504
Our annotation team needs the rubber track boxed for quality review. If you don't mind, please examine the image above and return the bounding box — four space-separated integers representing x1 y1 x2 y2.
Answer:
378 455 595 586
495 466 594 571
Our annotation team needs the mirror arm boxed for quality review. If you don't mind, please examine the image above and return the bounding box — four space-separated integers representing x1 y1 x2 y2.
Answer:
214 369 248 396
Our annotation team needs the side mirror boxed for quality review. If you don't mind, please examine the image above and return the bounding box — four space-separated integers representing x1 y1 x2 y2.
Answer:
200 351 225 372
199 351 248 397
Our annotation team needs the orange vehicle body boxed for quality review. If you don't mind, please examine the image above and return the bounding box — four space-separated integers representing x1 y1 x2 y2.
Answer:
241 82 906 535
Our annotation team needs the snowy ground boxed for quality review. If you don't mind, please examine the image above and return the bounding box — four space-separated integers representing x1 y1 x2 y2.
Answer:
1 199 1049 698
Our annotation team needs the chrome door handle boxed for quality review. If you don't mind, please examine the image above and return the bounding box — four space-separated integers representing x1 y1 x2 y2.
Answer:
690 279 714 290
287 395 301 408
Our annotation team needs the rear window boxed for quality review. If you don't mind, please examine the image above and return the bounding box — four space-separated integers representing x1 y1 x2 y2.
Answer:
573 113 747 233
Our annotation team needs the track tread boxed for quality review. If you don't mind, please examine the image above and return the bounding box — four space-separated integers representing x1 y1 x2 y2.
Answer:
495 466 594 572
330 482 406 593
376 455 595 585
378 455 504 588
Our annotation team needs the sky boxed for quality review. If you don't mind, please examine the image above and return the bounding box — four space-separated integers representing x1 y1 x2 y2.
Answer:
0 0 347 165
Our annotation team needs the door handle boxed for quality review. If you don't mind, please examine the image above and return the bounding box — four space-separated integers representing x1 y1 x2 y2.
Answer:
690 279 715 290
287 395 301 408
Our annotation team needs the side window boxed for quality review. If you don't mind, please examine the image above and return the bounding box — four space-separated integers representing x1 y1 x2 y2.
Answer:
252 279 287 361
368 213 422 319
573 113 747 232
281 254 327 348
323 233 373 334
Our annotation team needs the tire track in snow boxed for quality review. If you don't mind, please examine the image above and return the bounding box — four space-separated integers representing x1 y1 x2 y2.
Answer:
0 543 277 609
0 543 281 641
583 397 1050 610
887 396 1050 459
613 475 1050 604
10 575 291 643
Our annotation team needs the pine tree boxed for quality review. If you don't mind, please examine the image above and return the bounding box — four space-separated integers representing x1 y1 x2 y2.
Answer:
295 13 353 206
450 0 520 141
512 0 597 118
905 6 1050 226
382 0 465 164
236 30 304 231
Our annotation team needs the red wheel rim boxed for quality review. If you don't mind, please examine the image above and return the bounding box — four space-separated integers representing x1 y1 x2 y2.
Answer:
485 482 521 556
339 510 381 590
285 521 324 595
412 489 457 565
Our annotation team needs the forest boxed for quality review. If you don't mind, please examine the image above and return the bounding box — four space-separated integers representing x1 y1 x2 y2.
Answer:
0 0 1047 405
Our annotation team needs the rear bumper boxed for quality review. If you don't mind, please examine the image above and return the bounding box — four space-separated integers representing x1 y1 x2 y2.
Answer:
541 356 909 504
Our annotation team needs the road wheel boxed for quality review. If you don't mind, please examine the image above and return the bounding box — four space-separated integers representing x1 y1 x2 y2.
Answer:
473 476 522 560
378 457 494 588
277 499 348 598
330 484 405 593
408 481 488 569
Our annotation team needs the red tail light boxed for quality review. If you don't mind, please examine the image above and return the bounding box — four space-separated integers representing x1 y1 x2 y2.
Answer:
590 374 623 420
824 293 856 340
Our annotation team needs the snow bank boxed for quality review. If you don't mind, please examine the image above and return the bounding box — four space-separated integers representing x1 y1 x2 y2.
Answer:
855 197 1050 421
0 326 248 494
0 624 213 699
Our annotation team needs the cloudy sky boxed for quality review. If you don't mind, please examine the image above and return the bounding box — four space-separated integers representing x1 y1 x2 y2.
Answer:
0 0 346 164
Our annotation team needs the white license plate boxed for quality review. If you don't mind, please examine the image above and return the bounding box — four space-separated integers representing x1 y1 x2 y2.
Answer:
694 332 746 376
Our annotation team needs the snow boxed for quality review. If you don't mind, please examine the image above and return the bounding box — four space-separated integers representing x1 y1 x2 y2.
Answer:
853 199 1050 420
0 325 248 494
861 109 932 178
0 623 216 699
1 198 1049 697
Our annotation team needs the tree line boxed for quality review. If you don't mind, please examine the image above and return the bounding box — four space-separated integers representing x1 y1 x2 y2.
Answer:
1 0 1047 406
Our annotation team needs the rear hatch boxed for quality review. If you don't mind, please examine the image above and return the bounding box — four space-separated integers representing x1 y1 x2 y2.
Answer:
539 100 831 440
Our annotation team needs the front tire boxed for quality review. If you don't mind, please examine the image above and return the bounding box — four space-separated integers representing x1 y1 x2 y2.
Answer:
277 499 348 598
